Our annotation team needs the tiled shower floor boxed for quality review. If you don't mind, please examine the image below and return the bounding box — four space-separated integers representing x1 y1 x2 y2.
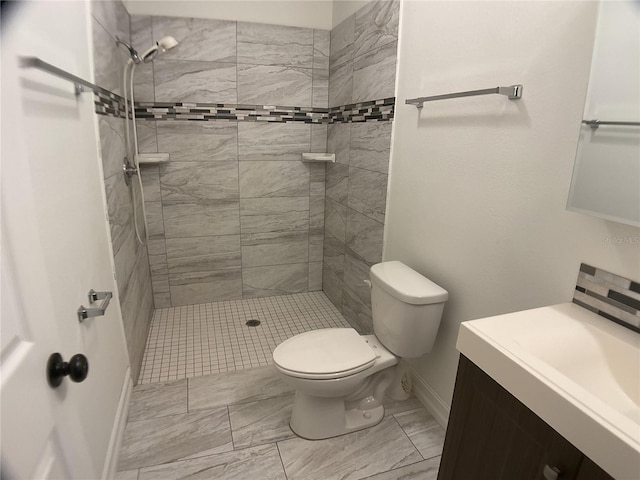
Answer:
139 292 351 384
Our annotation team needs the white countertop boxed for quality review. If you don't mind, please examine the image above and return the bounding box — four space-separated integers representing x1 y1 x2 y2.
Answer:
457 303 640 480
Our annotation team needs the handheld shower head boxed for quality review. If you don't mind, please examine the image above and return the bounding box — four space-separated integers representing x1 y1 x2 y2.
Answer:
140 36 179 63
115 37 141 64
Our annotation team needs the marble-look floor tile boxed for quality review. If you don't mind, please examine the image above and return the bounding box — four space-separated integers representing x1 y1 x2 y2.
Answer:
348 166 388 223
160 161 239 203
361 457 440 480
118 407 233 470
394 408 446 460
329 61 353 108
156 121 238 162
229 395 296 449
152 16 236 63
238 64 313 106
237 22 313 68
128 379 187 422
330 14 355 70
345 207 384 264
313 29 330 70
240 197 309 234
243 263 309 298
353 41 397 104
277 415 422 480
383 394 426 417
115 469 139 480
154 60 237 103
241 231 309 268
350 121 392 173
137 444 286 480
238 122 310 161
239 161 310 198
166 235 241 274
162 201 240 237
353 0 400 59
189 366 293 411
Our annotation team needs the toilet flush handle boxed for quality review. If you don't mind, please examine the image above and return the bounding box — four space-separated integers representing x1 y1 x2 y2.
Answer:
363 279 372 289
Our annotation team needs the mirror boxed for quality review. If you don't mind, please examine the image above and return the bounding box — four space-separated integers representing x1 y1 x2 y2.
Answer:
567 0 640 227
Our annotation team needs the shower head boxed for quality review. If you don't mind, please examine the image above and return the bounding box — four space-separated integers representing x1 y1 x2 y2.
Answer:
115 37 142 64
139 36 179 63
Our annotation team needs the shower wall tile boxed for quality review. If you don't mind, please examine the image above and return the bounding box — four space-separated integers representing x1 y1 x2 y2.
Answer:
238 123 310 161
309 230 324 262
166 235 241 274
239 161 309 198
343 252 373 333
310 196 325 229
152 16 237 63
353 0 400 59
136 121 158 154
133 63 155 103
342 280 373 334
324 198 347 243
328 62 353 108
144 201 165 238
309 262 323 291
241 231 309 268
310 124 328 153
350 121 392 173
240 197 309 234
156 121 238 162
327 123 350 165
91 0 130 47
345 208 384 264
92 17 129 96
313 30 330 70
237 65 312 107
312 69 329 108
242 263 309 298
140 166 161 202
162 201 240 238
154 60 237 103
309 163 326 197
104 172 134 254
330 15 355 70
159 161 239 203
98 115 127 180
325 163 349 204
131 15 153 50
169 269 243 306
323 266 344 312
347 166 388 223
353 41 398 103
237 22 314 68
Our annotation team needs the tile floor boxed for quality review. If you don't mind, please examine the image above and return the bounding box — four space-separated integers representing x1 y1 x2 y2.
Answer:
139 292 351 384
117 366 444 480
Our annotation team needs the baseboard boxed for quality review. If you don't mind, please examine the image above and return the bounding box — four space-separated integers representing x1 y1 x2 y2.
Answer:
102 367 132 480
409 365 450 429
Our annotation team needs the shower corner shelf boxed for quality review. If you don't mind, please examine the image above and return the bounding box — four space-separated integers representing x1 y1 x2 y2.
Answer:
135 153 170 164
302 153 336 163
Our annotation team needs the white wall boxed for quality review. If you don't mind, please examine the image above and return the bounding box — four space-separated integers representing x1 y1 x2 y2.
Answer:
386 0 640 424
331 0 369 27
124 0 334 29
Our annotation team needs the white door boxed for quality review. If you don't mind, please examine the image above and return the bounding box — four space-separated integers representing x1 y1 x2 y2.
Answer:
1 1 130 478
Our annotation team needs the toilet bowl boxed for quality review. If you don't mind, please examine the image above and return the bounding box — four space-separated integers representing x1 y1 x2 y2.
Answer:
272 261 448 440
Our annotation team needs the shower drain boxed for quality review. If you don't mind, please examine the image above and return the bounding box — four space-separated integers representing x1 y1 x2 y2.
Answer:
245 319 261 327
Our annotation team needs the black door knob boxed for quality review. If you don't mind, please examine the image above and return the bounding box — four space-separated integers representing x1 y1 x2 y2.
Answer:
46 352 89 388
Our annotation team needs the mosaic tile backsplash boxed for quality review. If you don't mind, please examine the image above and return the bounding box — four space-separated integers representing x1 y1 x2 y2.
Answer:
574 263 640 333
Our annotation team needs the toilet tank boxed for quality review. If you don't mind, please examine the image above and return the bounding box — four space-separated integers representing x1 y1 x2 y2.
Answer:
370 261 448 358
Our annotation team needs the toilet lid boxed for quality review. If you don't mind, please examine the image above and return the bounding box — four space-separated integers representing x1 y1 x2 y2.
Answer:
273 328 377 378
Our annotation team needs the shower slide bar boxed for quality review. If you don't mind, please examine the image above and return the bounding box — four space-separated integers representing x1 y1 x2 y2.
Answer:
405 84 523 109
582 119 640 130
19 56 112 96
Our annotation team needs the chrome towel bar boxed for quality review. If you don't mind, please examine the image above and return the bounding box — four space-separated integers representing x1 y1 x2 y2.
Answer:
582 119 640 130
406 84 523 109
19 56 111 96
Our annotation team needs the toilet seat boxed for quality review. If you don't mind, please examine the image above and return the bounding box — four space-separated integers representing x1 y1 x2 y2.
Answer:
273 328 377 380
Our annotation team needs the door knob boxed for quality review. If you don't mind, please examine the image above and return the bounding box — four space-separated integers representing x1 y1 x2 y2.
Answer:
46 353 89 388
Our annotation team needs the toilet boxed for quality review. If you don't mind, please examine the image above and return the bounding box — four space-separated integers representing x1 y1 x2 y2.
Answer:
272 260 448 440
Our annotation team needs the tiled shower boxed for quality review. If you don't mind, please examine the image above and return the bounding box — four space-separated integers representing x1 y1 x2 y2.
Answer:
91 0 399 383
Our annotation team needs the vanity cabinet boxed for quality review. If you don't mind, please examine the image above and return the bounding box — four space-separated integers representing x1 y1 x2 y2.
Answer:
438 355 615 480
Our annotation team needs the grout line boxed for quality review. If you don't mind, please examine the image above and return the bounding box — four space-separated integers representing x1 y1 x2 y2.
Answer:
275 442 290 480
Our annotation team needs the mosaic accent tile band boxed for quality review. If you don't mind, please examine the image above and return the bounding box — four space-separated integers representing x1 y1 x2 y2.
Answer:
94 93 395 124
573 263 640 333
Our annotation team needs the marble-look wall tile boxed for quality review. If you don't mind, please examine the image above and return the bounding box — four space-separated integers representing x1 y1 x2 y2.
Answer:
309 230 324 262
342 252 373 332
160 161 239 203
156 121 238 162
166 235 241 274
131 15 153 50
104 172 134 254
92 17 128 96
239 161 309 198
353 41 397 104
322 233 345 309
169 269 243 306
347 166 388 223
136 121 157 154
237 65 312 106
342 282 373 333
345 208 384 264
91 0 129 46
132 62 155 103
144 201 165 238
240 197 309 234
242 263 309 298
98 115 127 180
330 15 355 70
353 0 400 59
238 123 310 161
237 22 313 68
324 198 347 243
327 123 350 165
154 60 237 103
241 231 309 268
328 61 353 108
325 163 349 204
313 29 330 70
309 262 323 291
310 124 328 153
312 69 329 108
151 17 237 63
309 163 326 196
162 201 240 237
309 196 325 229
349 121 391 173
140 166 161 202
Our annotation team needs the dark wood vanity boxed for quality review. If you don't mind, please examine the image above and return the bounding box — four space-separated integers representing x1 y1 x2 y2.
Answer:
438 356 615 480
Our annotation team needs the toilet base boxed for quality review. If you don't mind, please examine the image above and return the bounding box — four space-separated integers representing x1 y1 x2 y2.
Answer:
289 391 385 440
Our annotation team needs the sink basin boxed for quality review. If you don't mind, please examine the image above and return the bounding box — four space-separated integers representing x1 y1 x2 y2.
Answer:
457 303 640 480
